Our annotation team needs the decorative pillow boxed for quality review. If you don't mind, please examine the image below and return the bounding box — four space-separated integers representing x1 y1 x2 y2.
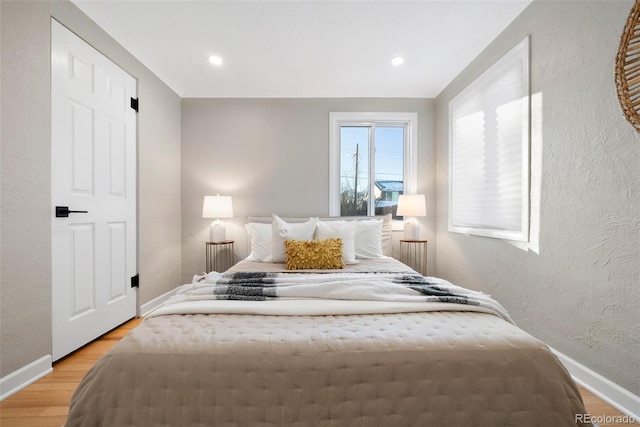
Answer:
266 214 319 263
354 218 384 258
284 238 346 270
315 220 356 264
244 222 272 262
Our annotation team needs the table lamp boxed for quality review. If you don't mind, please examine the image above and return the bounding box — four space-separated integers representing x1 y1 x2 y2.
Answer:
396 194 426 240
202 194 234 242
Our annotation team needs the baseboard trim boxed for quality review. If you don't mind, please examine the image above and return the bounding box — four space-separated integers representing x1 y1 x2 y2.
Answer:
0 355 52 401
138 287 178 317
550 347 640 421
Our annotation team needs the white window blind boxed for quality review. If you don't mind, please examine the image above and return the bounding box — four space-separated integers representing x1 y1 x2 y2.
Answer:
449 37 530 241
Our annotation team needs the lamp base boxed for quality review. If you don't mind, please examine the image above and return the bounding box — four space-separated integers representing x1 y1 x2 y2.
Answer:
403 217 420 240
210 220 226 242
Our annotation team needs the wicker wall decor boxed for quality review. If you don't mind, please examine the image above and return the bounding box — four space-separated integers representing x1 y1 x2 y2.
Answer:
615 0 640 133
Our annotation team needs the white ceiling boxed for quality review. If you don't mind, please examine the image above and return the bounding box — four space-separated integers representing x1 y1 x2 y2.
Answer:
71 0 532 98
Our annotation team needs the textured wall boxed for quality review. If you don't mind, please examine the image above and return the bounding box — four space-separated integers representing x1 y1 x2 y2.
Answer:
0 0 182 378
435 1 640 395
0 0 52 381
180 98 436 283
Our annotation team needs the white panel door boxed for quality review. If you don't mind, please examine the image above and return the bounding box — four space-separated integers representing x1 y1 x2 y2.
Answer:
51 19 137 361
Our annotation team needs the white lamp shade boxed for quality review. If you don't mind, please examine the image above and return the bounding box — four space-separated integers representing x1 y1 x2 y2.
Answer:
396 194 426 217
202 195 234 219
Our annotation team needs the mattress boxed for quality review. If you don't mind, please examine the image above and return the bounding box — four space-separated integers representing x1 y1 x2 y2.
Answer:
66 258 589 426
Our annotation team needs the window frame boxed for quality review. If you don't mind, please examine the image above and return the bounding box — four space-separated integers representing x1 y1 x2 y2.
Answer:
448 36 530 241
329 112 418 219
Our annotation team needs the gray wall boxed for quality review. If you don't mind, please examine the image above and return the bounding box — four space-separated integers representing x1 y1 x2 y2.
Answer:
435 1 640 395
181 98 436 283
0 0 182 377
1 0 52 379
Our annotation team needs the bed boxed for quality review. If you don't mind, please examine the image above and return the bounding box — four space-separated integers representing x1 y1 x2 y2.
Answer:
65 215 590 426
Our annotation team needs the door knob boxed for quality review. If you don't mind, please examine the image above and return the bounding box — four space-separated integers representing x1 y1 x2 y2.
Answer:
55 206 88 218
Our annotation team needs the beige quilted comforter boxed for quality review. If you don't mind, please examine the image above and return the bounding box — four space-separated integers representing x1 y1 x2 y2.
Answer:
66 262 588 426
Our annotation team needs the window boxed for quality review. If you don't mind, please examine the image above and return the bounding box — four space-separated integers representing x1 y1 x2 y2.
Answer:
449 37 530 241
329 112 417 218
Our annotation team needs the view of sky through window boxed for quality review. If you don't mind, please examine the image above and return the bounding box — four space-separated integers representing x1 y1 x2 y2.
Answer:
339 126 404 216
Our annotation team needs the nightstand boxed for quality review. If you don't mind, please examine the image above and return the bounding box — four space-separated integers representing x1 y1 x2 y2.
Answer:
399 239 428 276
205 240 235 272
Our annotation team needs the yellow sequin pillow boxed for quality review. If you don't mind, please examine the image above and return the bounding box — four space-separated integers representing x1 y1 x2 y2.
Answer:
284 238 346 270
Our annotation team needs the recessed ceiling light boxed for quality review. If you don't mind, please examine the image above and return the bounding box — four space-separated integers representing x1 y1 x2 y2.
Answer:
391 56 405 66
208 55 223 66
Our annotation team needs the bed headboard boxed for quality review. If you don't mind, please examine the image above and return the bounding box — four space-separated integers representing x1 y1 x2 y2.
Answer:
246 214 393 256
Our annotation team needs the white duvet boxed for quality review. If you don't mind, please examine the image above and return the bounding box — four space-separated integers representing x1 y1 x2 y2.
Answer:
147 270 514 323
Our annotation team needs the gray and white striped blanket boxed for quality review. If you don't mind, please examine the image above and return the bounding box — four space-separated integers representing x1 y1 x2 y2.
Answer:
163 271 512 321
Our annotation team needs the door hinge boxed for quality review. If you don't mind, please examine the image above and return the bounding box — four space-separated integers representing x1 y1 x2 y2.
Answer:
130 97 139 112
131 274 139 288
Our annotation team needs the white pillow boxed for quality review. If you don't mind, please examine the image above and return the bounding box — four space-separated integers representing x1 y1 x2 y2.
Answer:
267 215 319 263
315 220 356 264
355 218 383 258
379 214 392 256
244 222 272 262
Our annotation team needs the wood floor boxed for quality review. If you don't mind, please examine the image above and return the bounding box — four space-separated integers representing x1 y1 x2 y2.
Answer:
0 318 636 427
